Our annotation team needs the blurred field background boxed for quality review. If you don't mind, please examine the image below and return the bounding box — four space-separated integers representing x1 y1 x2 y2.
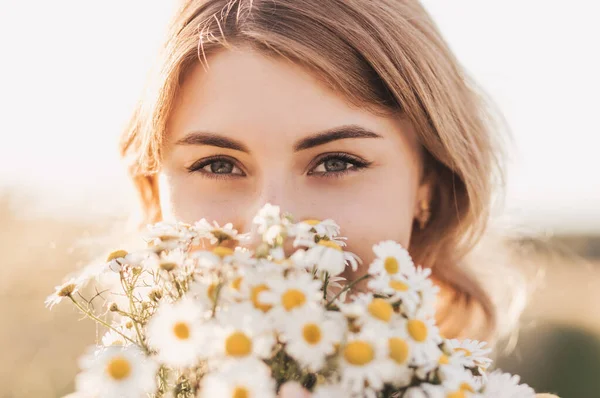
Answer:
1 1 599 397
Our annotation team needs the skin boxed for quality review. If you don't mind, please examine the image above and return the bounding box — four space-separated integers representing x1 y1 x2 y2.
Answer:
159 48 556 398
161 47 432 281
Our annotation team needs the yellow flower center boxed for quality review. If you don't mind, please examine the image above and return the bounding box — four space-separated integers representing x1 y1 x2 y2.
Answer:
367 298 393 322
303 219 321 226
213 246 234 258
232 386 249 398
407 319 428 342
173 322 190 340
318 240 342 251
460 382 475 393
438 354 449 365
58 283 76 297
454 347 472 357
106 250 128 262
389 280 409 291
281 289 306 311
388 337 410 364
343 341 374 366
225 331 253 357
250 284 272 312
446 391 466 398
160 262 177 272
207 283 218 302
231 277 243 291
384 256 399 274
106 356 131 381
302 323 322 345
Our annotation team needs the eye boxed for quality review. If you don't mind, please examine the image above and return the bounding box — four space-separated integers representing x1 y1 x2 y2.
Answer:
187 156 245 179
308 152 371 177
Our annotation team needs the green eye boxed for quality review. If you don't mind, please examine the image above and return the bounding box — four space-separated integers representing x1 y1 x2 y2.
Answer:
309 153 371 177
187 156 245 178
207 160 235 174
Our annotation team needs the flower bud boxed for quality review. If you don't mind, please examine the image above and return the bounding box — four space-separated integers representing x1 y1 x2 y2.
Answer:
160 262 177 272
106 250 128 262
149 289 163 302
58 283 76 297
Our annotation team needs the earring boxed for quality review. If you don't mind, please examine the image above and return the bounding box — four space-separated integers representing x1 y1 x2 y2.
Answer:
417 200 431 229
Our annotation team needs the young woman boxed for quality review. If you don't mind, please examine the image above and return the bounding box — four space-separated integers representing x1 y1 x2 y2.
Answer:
119 1 557 396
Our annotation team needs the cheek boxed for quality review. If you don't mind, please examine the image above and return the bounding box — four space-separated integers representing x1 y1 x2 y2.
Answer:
328 171 417 267
159 172 249 225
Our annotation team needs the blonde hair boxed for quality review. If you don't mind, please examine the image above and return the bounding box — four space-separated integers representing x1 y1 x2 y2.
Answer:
120 0 526 343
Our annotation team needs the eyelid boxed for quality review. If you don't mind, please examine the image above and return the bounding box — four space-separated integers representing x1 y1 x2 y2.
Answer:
306 152 371 176
186 155 247 178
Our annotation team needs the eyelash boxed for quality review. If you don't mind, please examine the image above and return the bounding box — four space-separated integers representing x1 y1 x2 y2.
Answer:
307 152 372 178
186 155 246 180
186 152 372 180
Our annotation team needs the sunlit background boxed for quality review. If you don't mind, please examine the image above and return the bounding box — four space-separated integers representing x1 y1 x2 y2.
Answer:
1 1 598 397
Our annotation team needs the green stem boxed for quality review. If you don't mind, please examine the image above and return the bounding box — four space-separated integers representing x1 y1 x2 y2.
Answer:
322 272 329 301
122 274 151 355
211 282 223 317
326 274 371 308
69 296 140 348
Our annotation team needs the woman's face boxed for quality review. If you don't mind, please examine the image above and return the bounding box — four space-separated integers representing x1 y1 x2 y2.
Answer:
161 48 431 275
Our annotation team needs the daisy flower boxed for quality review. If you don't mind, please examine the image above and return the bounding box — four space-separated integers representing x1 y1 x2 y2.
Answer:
416 348 470 385
188 277 226 308
479 370 535 398
252 203 283 234
260 271 322 323
105 249 150 273
230 247 257 267
101 328 135 348
368 240 415 278
193 219 249 245
378 330 414 388
438 365 480 397
236 267 284 313
262 223 287 245
145 248 188 273
412 266 440 318
45 277 80 309
446 339 493 372
292 219 341 247
339 328 389 394
212 302 275 361
146 298 210 368
198 357 276 398
144 221 194 250
75 345 157 398
395 315 442 366
281 305 343 372
367 272 421 315
190 249 223 271
340 293 398 329
303 239 360 276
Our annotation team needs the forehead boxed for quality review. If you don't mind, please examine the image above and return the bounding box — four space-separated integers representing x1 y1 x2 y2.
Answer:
166 48 417 149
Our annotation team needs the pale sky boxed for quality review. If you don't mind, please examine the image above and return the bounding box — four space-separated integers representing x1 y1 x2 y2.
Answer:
0 1 598 233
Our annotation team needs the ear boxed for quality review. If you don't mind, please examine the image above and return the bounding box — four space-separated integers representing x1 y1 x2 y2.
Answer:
413 172 435 219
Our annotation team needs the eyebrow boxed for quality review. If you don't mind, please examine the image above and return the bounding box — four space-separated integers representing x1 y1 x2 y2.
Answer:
175 132 250 153
175 124 382 153
293 125 382 151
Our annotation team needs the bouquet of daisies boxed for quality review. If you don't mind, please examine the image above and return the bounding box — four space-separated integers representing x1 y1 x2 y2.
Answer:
47 204 535 398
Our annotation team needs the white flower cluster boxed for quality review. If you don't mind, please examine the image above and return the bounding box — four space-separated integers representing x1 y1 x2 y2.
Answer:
46 204 536 398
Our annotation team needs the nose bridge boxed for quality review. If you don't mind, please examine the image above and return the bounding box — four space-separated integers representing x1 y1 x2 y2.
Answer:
243 171 301 231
